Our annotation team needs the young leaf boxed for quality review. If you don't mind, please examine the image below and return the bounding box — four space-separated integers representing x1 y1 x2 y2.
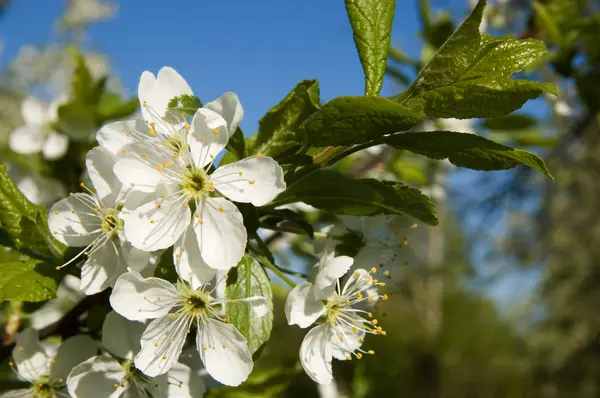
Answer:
271 169 438 224
345 0 396 96
166 94 202 116
0 164 38 240
396 0 557 118
299 96 424 146
250 80 320 158
0 165 66 262
384 131 553 179
0 247 57 302
226 256 274 355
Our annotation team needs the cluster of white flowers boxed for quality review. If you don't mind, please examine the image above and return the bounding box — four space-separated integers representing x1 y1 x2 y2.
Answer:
3 67 396 395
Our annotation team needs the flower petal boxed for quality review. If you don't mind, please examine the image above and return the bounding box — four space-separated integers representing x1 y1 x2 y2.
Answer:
314 256 354 300
80 239 126 295
102 311 146 360
114 141 178 193
42 132 69 160
204 92 244 135
123 189 191 251
12 329 51 382
196 319 253 387
174 224 215 290
120 240 152 273
50 335 98 380
21 97 47 126
109 272 180 321
66 355 126 398
300 324 333 385
211 156 285 206
85 146 120 205
187 108 229 168
139 67 193 128
9 125 45 155
48 194 101 247
193 197 246 270
165 362 207 398
285 281 326 328
97 119 149 155
134 313 192 377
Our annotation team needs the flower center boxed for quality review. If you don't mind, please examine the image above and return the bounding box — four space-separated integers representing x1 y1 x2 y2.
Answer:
182 168 210 199
101 209 122 237
183 289 214 316
33 375 61 398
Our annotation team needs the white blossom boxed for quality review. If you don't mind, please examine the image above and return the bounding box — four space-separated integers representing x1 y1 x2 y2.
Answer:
107 69 284 272
1 329 96 398
109 269 268 387
67 311 205 398
48 146 152 294
9 96 69 161
285 252 387 385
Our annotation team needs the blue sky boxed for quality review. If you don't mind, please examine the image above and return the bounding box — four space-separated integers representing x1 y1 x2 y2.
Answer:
0 0 451 133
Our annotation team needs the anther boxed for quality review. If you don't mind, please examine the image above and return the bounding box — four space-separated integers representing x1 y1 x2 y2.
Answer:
55 266 60 271
156 204 161 209
372 319 378 325
368 312 373 318
149 129 156 136
239 171 243 176
8 361 13 367
383 294 389 301
256 153 262 158
122 149 126 154
142 153 147 158
356 353 363 359
185 123 191 130
222 344 227 349
211 128 219 135
249 180 255 185
113 384 119 389
371 267 377 273
162 355 167 360
352 327 357 333
368 350 375 355
201 136 205 142
219 207 224 212
170 340 174 345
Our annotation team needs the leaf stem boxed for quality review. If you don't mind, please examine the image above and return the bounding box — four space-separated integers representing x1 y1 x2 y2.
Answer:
257 255 297 288
322 140 380 167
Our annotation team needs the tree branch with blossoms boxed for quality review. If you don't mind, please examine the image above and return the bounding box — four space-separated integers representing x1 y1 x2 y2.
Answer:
0 0 558 396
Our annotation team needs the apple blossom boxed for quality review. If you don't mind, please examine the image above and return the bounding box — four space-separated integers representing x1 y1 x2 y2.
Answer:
109 270 268 387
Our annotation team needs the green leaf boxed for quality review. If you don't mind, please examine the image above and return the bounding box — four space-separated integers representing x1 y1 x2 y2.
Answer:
271 169 438 224
235 202 259 236
166 94 202 116
481 114 538 131
532 0 562 44
396 0 557 118
72 52 95 101
260 209 314 238
97 93 139 124
0 247 57 302
55 102 96 141
345 0 396 96
251 80 320 158
0 164 37 240
384 131 553 179
0 165 66 262
225 256 273 355
226 128 245 160
299 96 424 147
